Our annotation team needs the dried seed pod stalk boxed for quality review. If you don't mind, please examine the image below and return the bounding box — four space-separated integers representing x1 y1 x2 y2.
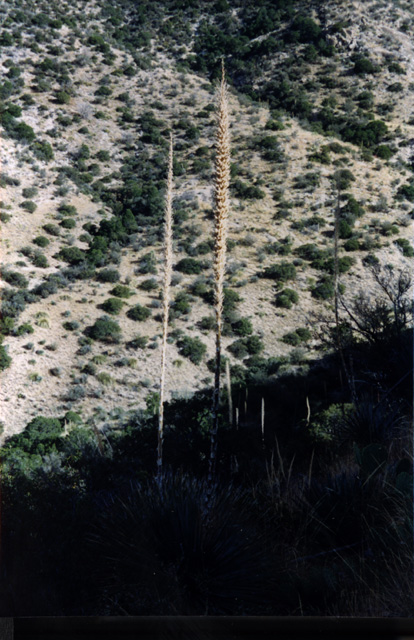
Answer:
157 133 174 484
209 62 230 479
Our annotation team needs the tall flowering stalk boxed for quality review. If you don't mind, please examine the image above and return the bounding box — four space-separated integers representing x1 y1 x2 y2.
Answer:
209 61 230 480
157 133 174 484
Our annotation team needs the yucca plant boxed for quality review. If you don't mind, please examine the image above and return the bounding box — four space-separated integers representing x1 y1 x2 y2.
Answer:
157 133 174 484
209 61 230 480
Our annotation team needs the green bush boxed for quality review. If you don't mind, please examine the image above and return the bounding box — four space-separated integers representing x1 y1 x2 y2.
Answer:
32 252 48 268
32 140 54 162
96 268 120 283
42 223 60 236
177 336 207 365
312 276 335 300
395 238 414 257
343 237 359 251
20 200 37 213
60 218 76 229
0 344 12 371
110 284 132 298
88 315 122 343
2 271 28 288
260 261 296 283
139 278 158 291
100 297 125 315
127 304 151 321
175 258 204 274
232 180 266 200
4 416 63 454
353 57 378 75
231 317 253 337
275 288 299 309
282 327 311 346
56 246 85 265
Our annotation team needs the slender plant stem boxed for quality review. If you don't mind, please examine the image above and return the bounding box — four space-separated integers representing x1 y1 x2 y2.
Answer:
157 132 174 485
209 61 230 481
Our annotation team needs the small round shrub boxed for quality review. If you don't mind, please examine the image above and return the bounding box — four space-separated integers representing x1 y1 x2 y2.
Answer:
43 223 60 236
343 237 359 251
88 316 122 343
127 304 151 322
20 200 37 213
275 288 299 309
100 297 124 315
232 317 253 336
96 268 120 283
60 218 76 229
139 278 158 291
33 235 50 247
110 285 132 298
32 253 48 268
175 258 204 274
177 336 207 364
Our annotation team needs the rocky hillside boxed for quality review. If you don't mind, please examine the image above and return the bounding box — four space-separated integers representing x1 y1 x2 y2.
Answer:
0 0 412 437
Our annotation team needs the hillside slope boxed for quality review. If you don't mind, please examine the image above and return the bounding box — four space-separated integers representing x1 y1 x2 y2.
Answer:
0 0 412 436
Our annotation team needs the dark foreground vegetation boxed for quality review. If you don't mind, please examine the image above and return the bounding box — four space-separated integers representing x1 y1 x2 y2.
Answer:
0 307 412 616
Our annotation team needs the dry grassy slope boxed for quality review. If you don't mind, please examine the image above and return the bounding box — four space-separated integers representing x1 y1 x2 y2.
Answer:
0 0 412 438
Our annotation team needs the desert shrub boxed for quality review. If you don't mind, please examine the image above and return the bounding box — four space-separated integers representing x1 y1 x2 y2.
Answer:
139 278 158 291
58 204 78 216
88 316 122 343
32 140 54 162
332 169 355 191
110 285 132 298
20 200 37 213
353 57 378 75
60 218 76 229
343 237 359 251
0 344 12 371
175 258 204 274
2 271 28 288
199 315 215 331
293 172 320 190
396 183 414 202
252 135 283 162
100 298 124 315
15 322 34 336
96 150 111 162
96 268 120 283
231 317 253 337
172 291 191 316
22 187 38 199
56 247 85 265
259 261 296 283
375 145 394 160
232 180 265 200
4 416 63 454
63 320 80 331
395 238 414 257
275 288 299 309
138 252 157 275
339 219 353 239
127 335 148 349
42 223 60 236
127 304 151 321
282 327 311 346
177 336 207 364
32 252 48 268
55 90 71 104
311 276 335 300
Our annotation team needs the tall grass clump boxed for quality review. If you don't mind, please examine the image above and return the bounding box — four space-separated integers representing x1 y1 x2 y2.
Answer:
209 62 230 479
157 133 174 484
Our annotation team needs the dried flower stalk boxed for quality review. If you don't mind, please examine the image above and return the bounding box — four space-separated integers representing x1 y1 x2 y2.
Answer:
157 133 174 483
209 61 230 479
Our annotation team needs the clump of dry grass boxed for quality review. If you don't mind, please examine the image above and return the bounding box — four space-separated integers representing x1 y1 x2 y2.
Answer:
209 62 230 479
157 133 174 483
